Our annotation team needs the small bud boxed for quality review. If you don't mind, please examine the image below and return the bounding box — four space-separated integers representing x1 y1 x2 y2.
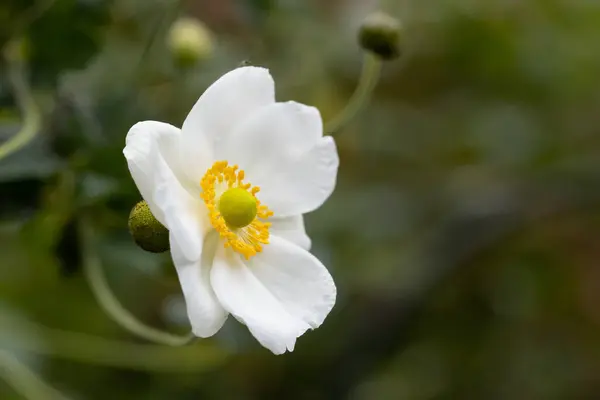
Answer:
167 17 214 68
4 37 30 62
358 12 401 60
128 201 169 253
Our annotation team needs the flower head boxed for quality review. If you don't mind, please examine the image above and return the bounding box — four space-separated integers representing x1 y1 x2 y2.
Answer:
123 67 338 354
358 12 402 60
167 17 214 67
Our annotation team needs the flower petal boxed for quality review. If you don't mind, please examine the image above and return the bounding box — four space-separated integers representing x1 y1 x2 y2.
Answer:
172 230 228 338
180 67 275 182
123 121 203 261
218 102 339 217
210 235 336 354
124 122 227 336
124 121 180 224
269 215 311 251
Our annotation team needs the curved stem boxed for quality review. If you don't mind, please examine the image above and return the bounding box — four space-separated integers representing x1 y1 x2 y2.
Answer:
324 53 382 135
0 318 227 372
0 349 70 400
79 218 195 346
0 51 41 161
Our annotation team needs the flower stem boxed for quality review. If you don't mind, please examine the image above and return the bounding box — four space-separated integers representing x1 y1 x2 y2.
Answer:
0 349 71 400
0 49 41 162
79 217 195 346
0 317 228 372
134 0 184 79
324 53 382 135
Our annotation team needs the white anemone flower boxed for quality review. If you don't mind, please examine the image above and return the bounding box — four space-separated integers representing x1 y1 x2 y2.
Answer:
123 67 338 354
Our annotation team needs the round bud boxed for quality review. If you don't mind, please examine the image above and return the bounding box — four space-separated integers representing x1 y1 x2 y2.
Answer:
167 17 214 68
358 12 401 60
128 201 169 253
4 37 30 62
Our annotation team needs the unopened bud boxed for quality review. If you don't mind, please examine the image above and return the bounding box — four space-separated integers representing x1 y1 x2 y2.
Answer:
358 12 401 60
128 201 169 253
4 37 29 62
167 17 214 68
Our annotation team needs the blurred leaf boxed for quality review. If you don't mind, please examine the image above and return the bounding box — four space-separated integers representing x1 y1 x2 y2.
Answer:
0 121 61 181
28 0 110 84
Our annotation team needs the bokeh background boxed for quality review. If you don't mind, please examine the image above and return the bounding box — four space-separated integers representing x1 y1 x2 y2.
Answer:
2 0 600 399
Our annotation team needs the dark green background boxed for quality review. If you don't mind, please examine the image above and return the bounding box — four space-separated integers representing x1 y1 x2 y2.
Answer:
2 0 600 398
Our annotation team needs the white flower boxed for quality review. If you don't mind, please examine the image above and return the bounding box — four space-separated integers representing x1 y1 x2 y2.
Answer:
123 67 338 354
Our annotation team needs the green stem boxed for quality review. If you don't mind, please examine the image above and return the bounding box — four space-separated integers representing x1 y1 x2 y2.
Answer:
324 53 382 135
0 349 71 400
79 218 195 346
0 319 227 372
134 0 183 80
0 52 41 161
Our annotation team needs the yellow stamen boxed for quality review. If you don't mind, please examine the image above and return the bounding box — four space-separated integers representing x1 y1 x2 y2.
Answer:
200 161 273 259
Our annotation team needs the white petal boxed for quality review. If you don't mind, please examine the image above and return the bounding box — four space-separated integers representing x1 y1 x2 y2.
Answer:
270 215 311 251
210 235 336 354
172 230 228 338
248 235 336 329
123 121 202 261
124 121 181 225
180 67 275 182
219 102 339 217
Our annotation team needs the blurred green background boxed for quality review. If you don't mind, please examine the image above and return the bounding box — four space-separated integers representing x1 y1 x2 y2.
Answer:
2 0 600 399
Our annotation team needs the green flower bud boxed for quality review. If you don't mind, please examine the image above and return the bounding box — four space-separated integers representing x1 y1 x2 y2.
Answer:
358 12 402 60
4 37 30 62
167 17 214 68
128 201 169 253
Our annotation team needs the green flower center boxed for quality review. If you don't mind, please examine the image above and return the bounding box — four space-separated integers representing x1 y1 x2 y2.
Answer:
218 187 258 228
